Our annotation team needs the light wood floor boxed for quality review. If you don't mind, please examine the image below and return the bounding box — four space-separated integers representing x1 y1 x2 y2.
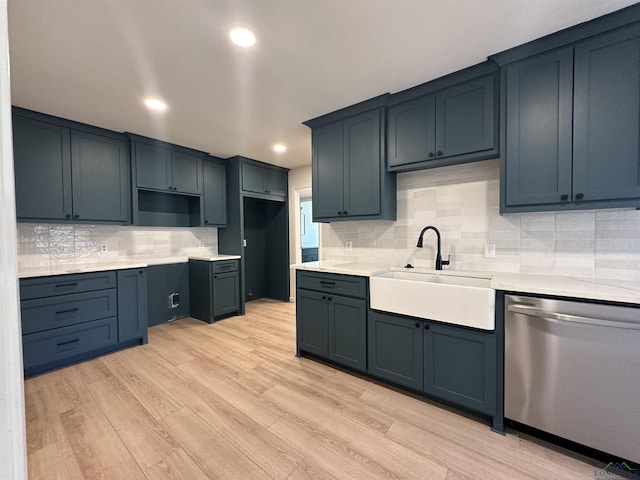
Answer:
25 299 605 480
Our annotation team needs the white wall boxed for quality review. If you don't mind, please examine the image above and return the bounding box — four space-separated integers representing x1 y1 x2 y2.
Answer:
288 165 312 300
0 0 28 476
322 159 640 281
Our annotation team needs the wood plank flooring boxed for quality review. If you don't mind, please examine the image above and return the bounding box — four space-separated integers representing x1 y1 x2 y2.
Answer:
25 299 606 479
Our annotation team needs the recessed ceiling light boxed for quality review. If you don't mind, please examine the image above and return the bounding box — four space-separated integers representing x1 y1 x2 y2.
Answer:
273 144 287 153
229 27 256 47
144 98 167 111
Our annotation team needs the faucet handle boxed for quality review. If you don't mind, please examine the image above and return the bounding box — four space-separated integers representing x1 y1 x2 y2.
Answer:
442 255 451 267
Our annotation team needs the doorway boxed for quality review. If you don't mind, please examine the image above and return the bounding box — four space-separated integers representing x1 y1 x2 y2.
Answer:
300 197 319 262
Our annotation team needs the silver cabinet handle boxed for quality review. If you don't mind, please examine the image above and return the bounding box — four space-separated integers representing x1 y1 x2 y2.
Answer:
507 303 640 330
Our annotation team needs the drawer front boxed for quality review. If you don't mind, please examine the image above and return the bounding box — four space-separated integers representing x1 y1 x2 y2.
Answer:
22 317 118 371
297 271 367 298
20 271 117 300
21 289 117 335
212 259 239 273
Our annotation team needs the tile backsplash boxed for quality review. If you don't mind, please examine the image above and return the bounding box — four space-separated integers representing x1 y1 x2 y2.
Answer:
17 224 218 270
322 159 640 281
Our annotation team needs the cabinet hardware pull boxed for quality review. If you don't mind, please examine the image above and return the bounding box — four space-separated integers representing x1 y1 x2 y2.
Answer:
415 322 420 328
327 297 332 301
74 214 80 219
57 338 80 347
560 194 569 201
424 324 430 330
322 296 326 300
428 152 434 158
65 214 72 219
55 308 79 316
343 211 347 215
575 193 584 200
436 150 443 156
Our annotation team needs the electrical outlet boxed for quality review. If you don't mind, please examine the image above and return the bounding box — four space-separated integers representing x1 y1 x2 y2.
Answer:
100 244 108 253
485 243 496 258
198 241 204 248
345 240 353 252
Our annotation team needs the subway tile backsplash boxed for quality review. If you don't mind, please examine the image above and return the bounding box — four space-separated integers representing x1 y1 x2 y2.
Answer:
321 159 640 281
17 224 218 270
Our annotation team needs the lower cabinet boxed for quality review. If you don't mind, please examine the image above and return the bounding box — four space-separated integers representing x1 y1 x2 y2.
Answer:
189 259 240 323
296 271 367 372
368 309 497 416
147 263 190 326
19 269 148 376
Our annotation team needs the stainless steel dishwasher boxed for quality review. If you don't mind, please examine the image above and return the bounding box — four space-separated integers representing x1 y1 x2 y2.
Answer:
505 294 640 462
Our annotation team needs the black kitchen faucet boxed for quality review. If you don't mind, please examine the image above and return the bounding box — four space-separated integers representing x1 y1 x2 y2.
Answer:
416 226 450 270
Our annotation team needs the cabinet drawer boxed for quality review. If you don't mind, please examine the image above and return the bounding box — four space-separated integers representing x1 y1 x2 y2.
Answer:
22 317 118 371
21 289 117 335
297 271 367 298
20 271 117 300
212 259 239 273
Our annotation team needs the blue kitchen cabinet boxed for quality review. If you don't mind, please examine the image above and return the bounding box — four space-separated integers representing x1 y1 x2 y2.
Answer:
367 308 499 424
496 23 640 212
132 138 203 195
13 108 130 224
241 161 287 199
203 157 227 227
423 321 496 416
304 96 396 222
189 259 240 323
20 269 147 376
368 310 424 391
117 268 148 344
387 70 498 171
146 263 190 326
296 270 367 372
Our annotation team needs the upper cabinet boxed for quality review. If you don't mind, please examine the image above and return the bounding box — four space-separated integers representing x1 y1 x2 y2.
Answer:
493 16 640 213
387 67 498 172
13 108 130 224
241 161 287 200
129 134 206 227
203 156 227 227
132 138 203 195
304 95 396 222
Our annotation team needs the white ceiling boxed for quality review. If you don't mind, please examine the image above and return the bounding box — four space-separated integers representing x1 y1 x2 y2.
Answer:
8 0 638 169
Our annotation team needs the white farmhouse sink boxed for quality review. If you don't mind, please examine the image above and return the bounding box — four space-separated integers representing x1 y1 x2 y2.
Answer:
369 270 495 330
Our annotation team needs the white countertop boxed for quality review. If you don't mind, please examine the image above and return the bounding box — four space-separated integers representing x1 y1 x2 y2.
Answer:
291 261 640 305
18 254 241 279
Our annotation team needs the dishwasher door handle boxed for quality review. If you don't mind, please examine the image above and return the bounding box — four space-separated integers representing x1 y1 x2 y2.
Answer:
507 303 640 330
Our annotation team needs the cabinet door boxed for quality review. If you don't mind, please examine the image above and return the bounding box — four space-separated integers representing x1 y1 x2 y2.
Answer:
13 115 72 220
117 269 148 343
424 323 496 415
367 310 423 390
312 122 344 220
573 24 640 204
267 169 287 197
241 162 267 194
387 94 436 168
203 160 227 226
171 151 202 194
212 271 239 317
71 131 130 223
504 48 574 208
435 75 495 159
296 289 329 357
343 108 382 217
146 263 190 326
135 142 172 191
328 296 366 372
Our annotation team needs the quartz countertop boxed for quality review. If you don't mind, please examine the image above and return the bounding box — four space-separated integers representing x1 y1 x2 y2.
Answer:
291 261 640 305
18 254 242 279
